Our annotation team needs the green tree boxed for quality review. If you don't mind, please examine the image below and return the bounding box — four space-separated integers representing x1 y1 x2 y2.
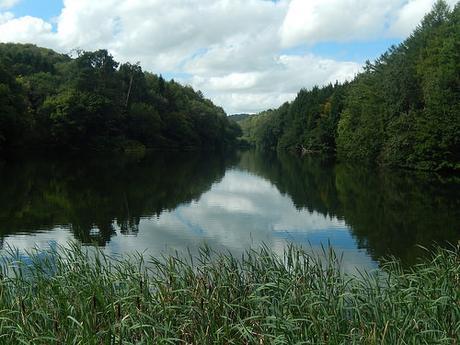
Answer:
0 64 29 149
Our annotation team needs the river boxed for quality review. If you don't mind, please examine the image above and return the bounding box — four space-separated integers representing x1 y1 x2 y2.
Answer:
0 150 458 271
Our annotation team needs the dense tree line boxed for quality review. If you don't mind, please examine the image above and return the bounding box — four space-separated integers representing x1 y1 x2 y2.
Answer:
239 83 349 153
0 44 241 152
239 1 459 171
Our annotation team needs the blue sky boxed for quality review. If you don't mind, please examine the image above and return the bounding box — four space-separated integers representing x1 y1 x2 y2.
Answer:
8 0 62 21
283 39 402 63
0 0 453 113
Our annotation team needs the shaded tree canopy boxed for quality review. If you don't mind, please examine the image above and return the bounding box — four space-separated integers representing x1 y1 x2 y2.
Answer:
239 1 459 172
0 44 241 152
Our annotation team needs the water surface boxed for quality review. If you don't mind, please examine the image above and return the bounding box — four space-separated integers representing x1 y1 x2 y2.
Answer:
1 150 458 270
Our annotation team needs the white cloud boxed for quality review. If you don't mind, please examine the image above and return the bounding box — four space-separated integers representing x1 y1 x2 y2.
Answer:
0 0 456 113
0 16 54 45
280 0 404 47
0 0 20 10
0 11 13 24
390 0 459 37
190 54 360 113
280 0 459 47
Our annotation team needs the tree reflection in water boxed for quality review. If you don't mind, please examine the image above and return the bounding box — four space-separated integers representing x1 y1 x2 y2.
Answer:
0 150 458 266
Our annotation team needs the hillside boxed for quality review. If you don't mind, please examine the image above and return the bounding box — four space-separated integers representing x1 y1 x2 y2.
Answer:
239 1 459 171
0 44 241 152
228 114 252 122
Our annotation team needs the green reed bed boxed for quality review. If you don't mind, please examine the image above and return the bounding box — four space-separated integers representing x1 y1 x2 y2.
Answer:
0 244 458 344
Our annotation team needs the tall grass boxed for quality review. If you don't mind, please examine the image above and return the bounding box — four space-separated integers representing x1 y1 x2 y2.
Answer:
0 243 458 344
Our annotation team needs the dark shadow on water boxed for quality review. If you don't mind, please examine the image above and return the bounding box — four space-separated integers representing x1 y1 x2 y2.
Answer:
0 150 238 246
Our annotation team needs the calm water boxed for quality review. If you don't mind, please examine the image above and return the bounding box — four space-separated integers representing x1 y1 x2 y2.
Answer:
0 150 458 270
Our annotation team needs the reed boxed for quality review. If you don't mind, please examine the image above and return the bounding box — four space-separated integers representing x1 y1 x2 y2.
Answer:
0 243 458 344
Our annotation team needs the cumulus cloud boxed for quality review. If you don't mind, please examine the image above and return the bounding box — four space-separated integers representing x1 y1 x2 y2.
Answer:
0 16 54 45
0 0 455 113
390 0 459 37
0 0 20 10
280 0 459 47
280 0 403 47
0 11 13 24
191 54 360 113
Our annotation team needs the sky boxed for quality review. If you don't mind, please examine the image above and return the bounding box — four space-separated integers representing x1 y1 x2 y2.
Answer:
0 0 458 114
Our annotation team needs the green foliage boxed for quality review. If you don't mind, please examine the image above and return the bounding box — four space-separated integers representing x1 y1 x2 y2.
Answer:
228 113 252 124
41 90 120 149
240 83 350 154
126 102 162 146
338 0 459 171
0 44 239 152
0 244 458 344
0 63 29 150
0 43 70 76
241 1 459 171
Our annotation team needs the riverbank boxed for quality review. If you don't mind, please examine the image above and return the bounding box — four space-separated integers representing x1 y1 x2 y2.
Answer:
0 244 458 344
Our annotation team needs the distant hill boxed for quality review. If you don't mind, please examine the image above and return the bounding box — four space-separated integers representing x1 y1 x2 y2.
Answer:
228 114 252 122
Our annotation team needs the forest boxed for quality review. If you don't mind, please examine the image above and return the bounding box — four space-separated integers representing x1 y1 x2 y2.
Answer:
239 1 459 171
0 44 241 152
1 1 458 169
